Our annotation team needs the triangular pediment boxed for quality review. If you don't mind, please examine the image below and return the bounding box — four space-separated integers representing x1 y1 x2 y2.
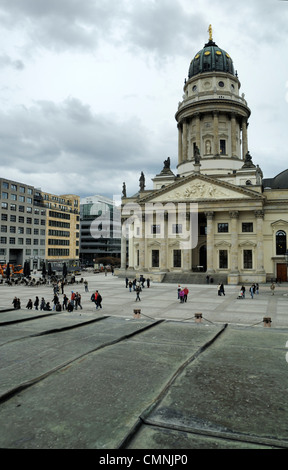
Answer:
139 173 264 203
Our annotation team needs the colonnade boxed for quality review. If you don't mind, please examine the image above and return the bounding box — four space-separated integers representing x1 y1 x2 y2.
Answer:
121 209 265 276
177 113 249 163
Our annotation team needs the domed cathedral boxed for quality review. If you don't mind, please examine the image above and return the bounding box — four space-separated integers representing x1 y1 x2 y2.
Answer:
120 27 288 285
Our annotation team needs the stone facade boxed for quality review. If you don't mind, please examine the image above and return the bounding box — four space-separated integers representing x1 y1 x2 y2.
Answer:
120 29 288 284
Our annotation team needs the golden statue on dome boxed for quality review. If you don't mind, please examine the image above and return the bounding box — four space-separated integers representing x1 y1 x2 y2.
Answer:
208 24 213 42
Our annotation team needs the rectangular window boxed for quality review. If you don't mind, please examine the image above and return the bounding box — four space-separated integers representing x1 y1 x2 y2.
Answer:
152 250 159 267
0 237 7 244
173 249 181 267
242 222 253 232
151 224 161 235
218 223 229 233
219 250 228 269
220 139 226 155
172 224 182 234
243 250 253 269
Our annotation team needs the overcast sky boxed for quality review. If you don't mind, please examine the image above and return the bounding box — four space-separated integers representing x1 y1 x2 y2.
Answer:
0 0 287 200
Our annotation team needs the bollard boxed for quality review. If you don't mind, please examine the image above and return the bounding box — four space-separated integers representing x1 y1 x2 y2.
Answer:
133 309 141 319
195 313 202 323
263 317 272 327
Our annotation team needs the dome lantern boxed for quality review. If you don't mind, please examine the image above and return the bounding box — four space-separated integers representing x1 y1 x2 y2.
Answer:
188 26 235 79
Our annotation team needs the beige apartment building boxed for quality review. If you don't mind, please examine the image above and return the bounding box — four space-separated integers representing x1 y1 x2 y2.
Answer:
40 191 80 268
120 28 288 284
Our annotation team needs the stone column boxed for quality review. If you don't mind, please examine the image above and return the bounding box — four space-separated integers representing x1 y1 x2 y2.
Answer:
255 210 265 276
213 112 219 156
229 211 239 273
182 120 188 162
242 118 248 159
205 211 215 273
231 113 237 156
160 213 168 271
139 214 146 270
227 211 240 284
120 218 127 270
182 212 191 271
195 114 201 150
178 124 183 164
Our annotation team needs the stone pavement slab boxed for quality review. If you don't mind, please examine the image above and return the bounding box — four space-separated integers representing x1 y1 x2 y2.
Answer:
0 274 288 449
0 319 224 449
127 326 288 449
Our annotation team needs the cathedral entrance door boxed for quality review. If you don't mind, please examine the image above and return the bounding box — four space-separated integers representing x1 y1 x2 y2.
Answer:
277 263 287 282
199 245 207 271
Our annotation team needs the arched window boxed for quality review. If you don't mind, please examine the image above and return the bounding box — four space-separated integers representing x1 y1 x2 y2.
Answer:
276 230 287 255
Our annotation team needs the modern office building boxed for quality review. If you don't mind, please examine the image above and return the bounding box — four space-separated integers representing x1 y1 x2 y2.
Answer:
80 195 121 266
120 27 288 284
0 178 46 269
0 178 80 271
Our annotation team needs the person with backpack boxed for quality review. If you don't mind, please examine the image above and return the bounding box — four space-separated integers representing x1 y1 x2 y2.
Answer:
95 291 102 309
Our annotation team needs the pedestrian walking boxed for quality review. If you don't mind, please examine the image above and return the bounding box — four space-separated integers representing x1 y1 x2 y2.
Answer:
40 297 46 310
270 282 275 295
52 293 59 310
71 291 76 307
179 289 185 303
26 299 33 309
147 278 150 288
75 292 82 310
67 301 74 312
183 287 189 302
62 294 68 310
177 285 181 299
128 280 132 292
34 296 39 310
249 285 254 298
84 280 89 292
220 283 225 296
135 284 141 301
95 291 102 309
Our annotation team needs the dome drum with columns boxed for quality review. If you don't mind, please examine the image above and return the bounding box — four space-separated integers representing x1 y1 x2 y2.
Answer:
120 27 288 285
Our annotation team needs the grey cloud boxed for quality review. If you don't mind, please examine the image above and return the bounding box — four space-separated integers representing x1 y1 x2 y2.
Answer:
0 0 206 58
0 54 24 70
0 97 164 195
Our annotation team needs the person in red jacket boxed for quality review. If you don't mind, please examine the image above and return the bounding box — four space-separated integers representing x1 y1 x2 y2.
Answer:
183 287 189 302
